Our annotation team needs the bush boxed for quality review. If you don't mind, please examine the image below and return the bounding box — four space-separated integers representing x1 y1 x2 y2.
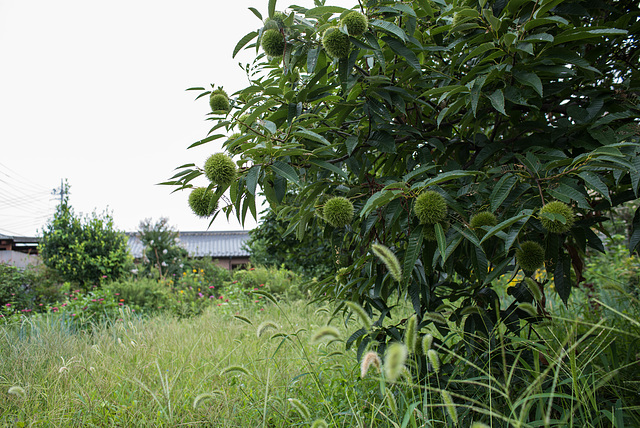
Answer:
232 265 305 300
104 277 171 314
39 187 131 287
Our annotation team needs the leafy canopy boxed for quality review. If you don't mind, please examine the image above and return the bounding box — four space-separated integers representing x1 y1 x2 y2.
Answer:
40 185 131 286
167 0 640 367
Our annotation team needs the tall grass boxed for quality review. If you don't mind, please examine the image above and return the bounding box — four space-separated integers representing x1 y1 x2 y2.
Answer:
1 276 639 426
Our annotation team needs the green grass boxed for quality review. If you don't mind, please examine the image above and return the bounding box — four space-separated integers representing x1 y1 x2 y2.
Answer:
2 265 639 427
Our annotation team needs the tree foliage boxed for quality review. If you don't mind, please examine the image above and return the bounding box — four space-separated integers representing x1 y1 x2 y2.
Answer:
136 217 189 278
167 0 640 369
40 187 130 286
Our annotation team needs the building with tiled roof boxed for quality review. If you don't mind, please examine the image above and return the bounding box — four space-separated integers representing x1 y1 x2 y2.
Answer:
126 230 250 270
0 233 41 268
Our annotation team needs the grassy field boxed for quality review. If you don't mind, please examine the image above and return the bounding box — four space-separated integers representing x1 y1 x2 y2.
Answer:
2 257 640 427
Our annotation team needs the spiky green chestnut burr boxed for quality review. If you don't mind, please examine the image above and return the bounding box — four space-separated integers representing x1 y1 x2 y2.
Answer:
204 153 236 187
469 211 497 237
516 241 545 272
188 187 216 218
265 12 287 28
414 191 447 225
539 201 575 234
209 89 230 112
323 196 354 227
341 11 368 36
322 27 350 59
261 29 285 57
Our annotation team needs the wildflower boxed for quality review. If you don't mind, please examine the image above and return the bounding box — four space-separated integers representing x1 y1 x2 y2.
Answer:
98 298 104 302
209 285 215 289
193 269 197 273
53 307 58 312
209 295 214 299
180 290 184 294
62 303 67 307
71 314 76 317
259 283 264 287
219 296 223 299
161 261 167 267
260 308 264 311
102 275 107 279
163 249 168 254
119 299 124 302
91 299 96 302
225 299 229 302
5 304 10 307
115 293 120 296
39 303 43 306
217 303 222 306
198 293 203 297
254 288 258 291
118 303 123 306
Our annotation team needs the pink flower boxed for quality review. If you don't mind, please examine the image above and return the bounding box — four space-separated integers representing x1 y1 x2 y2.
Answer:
260 308 264 311
218 296 223 299
71 313 76 317
209 296 214 299
39 303 43 306
5 304 10 307
209 286 215 289
99 298 104 301
115 293 120 296
53 307 58 312
259 284 265 287
91 299 96 302
102 275 107 279
62 303 67 307
253 288 258 291
118 303 123 306
217 303 222 306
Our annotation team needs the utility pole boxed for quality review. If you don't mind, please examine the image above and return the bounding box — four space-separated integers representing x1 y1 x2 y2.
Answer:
51 179 70 205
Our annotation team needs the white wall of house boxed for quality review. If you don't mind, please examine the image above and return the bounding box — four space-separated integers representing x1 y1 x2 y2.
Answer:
0 251 41 269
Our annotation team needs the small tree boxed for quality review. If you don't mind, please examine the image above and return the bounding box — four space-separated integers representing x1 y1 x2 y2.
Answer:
166 0 640 372
137 217 189 278
39 187 130 287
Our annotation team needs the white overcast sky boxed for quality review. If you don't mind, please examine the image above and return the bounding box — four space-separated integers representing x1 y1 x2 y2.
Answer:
0 0 322 237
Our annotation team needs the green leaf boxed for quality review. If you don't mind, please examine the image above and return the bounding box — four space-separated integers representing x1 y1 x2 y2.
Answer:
487 89 506 115
434 223 447 263
462 42 496 64
403 226 424 286
305 6 349 16
370 19 407 42
480 211 533 243
489 174 517 212
360 190 402 218
245 166 260 196
513 70 543 97
233 31 258 58
554 251 572 304
271 161 300 187
421 170 481 187
577 171 611 204
248 7 262 20
268 0 276 18
309 160 348 180
188 134 226 149
294 128 331 145
381 36 421 74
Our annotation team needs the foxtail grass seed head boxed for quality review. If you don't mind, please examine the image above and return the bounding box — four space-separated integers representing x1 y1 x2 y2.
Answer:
193 391 221 409
204 153 237 187
257 320 278 338
261 29 286 57
427 349 441 374
525 277 543 302
346 301 372 330
188 187 217 218
404 315 417 353
384 342 408 383
8 386 26 399
288 398 311 420
539 201 576 234
423 312 447 324
518 302 538 318
469 211 497 237
471 423 490 428
311 325 341 344
322 27 350 59
441 390 459 426
371 243 402 282
340 11 368 36
384 387 398 415
422 333 434 354
414 191 448 224
323 196 354 227
360 351 382 378
516 241 545 272
311 420 328 428
220 365 251 376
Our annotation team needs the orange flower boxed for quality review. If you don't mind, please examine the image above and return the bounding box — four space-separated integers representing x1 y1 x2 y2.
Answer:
119 299 125 302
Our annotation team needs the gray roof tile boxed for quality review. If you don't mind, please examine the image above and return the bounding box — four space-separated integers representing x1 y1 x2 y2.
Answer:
127 231 250 259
